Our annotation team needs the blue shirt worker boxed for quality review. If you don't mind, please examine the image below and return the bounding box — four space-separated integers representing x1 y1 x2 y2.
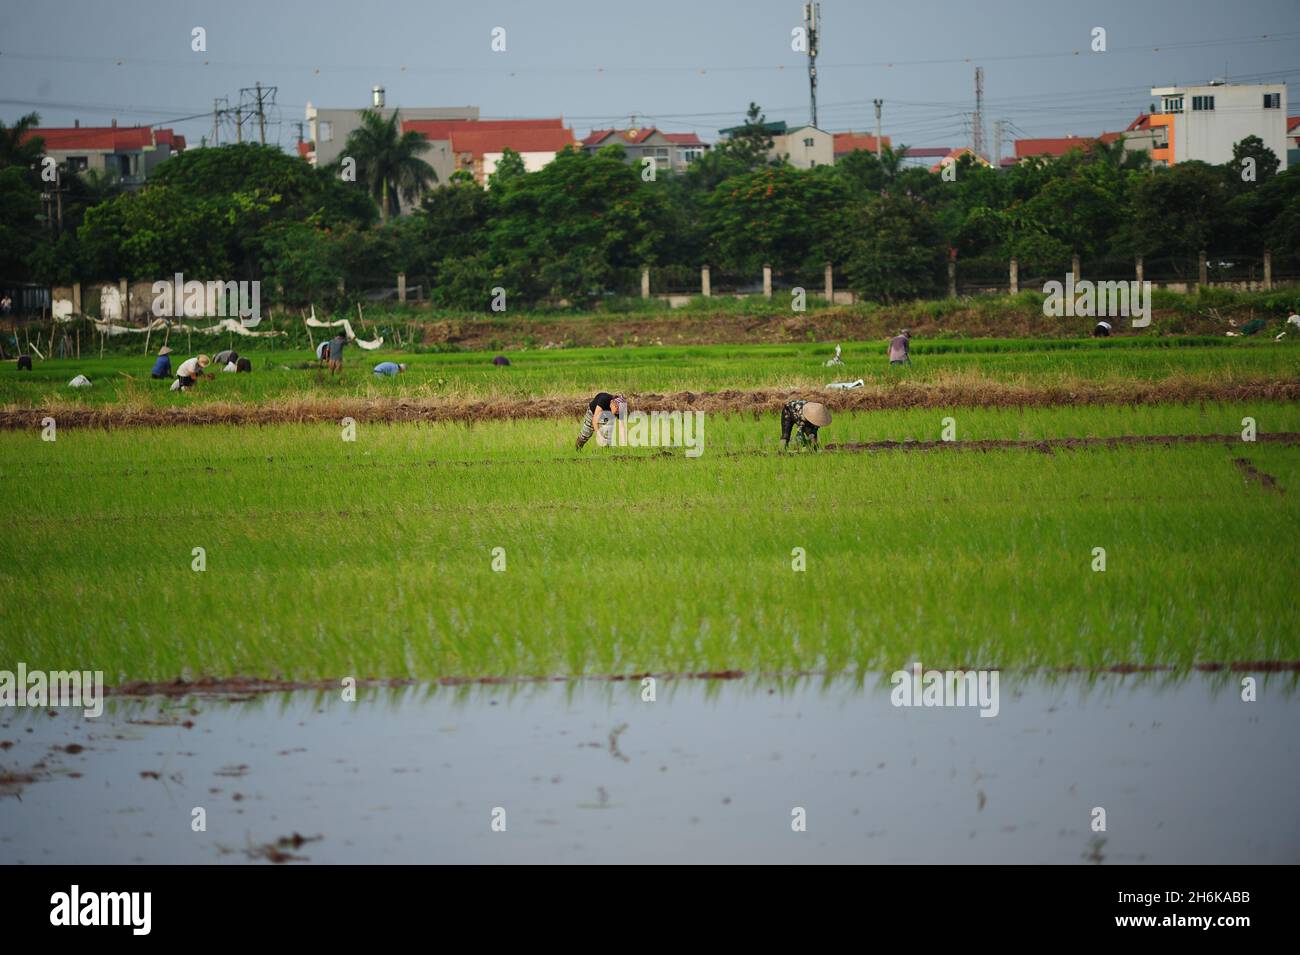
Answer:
373 362 407 377
150 346 173 379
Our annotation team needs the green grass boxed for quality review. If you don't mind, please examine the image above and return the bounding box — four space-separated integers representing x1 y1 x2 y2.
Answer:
3 338 1297 409
2 403 1296 684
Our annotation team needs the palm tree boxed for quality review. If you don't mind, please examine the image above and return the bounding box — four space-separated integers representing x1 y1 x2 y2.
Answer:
1094 136 1151 172
877 143 907 181
0 112 45 173
337 109 436 220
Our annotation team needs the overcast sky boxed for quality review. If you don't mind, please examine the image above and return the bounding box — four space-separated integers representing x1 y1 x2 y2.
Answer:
2 0 1297 156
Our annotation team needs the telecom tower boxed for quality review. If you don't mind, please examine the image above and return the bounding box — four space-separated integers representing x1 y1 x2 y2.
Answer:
972 66 986 161
804 3 821 128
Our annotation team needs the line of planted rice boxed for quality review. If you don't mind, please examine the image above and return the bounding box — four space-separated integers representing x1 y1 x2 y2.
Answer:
2 413 1295 683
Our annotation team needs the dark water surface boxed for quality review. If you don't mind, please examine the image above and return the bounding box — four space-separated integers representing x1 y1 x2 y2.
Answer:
2 672 1296 863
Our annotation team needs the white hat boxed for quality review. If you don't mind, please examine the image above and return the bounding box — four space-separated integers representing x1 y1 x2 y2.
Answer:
803 402 831 427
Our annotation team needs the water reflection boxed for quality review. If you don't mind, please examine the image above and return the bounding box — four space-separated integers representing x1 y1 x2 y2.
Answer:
2 671 1297 863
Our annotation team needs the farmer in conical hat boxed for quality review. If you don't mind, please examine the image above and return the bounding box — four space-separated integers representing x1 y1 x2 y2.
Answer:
780 399 830 450
174 354 209 390
888 329 912 367
151 345 173 379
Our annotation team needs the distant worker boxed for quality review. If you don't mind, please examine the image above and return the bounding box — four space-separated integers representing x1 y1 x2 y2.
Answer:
17 354 32 371
326 332 347 375
492 355 511 367
576 392 628 451
174 354 209 390
235 357 252 373
1277 312 1300 341
373 361 407 377
888 329 912 367
1092 320 1112 338
780 399 831 451
150 346 173 379
0 294 11 315
213 348 239 367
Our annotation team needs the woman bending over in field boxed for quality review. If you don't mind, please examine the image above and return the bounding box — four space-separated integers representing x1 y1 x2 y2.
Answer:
576 392 628 450
781 399 831 450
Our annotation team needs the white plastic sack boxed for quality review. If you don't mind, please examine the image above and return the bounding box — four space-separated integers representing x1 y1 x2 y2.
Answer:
307 306 384 350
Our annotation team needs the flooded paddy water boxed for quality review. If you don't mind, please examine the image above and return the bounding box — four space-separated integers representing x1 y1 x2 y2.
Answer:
2 671 1297 864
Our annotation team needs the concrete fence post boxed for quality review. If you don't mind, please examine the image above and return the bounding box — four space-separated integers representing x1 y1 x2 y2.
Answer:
1009 258 1019 295
641 267 650 299
1136 256 1144 285
73 282 82 315
701 266 711 297
119 278 129 321
1198 250 1208 287
947 259 957 298
397 272 407 303
824 262 834 302
1263 251 1273 290
762 264 772 300
337 277 346 297
1071 252 1081 284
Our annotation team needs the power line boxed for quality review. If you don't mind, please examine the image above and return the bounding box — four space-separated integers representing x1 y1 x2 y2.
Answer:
1 31 1296 78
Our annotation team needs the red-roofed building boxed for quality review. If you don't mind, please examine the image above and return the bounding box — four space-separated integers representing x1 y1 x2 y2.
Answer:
581 126 709 174
398 116 576 186
436 123 577 184
1012 135 1103 160
19 121 186 188
832 131 892 159
1012 116 1164 166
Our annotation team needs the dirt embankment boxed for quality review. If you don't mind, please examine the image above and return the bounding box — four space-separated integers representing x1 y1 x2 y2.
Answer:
418 306 1245 349
827 433 1300 455
4 378 1298 430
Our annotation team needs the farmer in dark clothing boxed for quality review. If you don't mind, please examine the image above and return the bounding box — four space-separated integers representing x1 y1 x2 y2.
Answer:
150 346 173 379
781 400 831 450
576 392 628 450
888 329 911 367
326 333 347 375
17 354 32 371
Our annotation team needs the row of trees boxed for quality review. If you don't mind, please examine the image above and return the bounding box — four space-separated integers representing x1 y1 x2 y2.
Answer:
2 104 1298 308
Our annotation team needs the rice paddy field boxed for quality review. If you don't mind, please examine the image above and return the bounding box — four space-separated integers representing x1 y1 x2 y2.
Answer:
2 394 1297 682
3 334 1299 864
2 337 1298 410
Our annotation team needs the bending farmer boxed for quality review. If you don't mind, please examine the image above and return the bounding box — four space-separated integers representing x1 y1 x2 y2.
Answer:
576 392 628 450
780 399 831 450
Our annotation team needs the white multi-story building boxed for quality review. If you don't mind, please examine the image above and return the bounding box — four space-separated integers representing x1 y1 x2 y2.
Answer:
1149 81 1288 169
